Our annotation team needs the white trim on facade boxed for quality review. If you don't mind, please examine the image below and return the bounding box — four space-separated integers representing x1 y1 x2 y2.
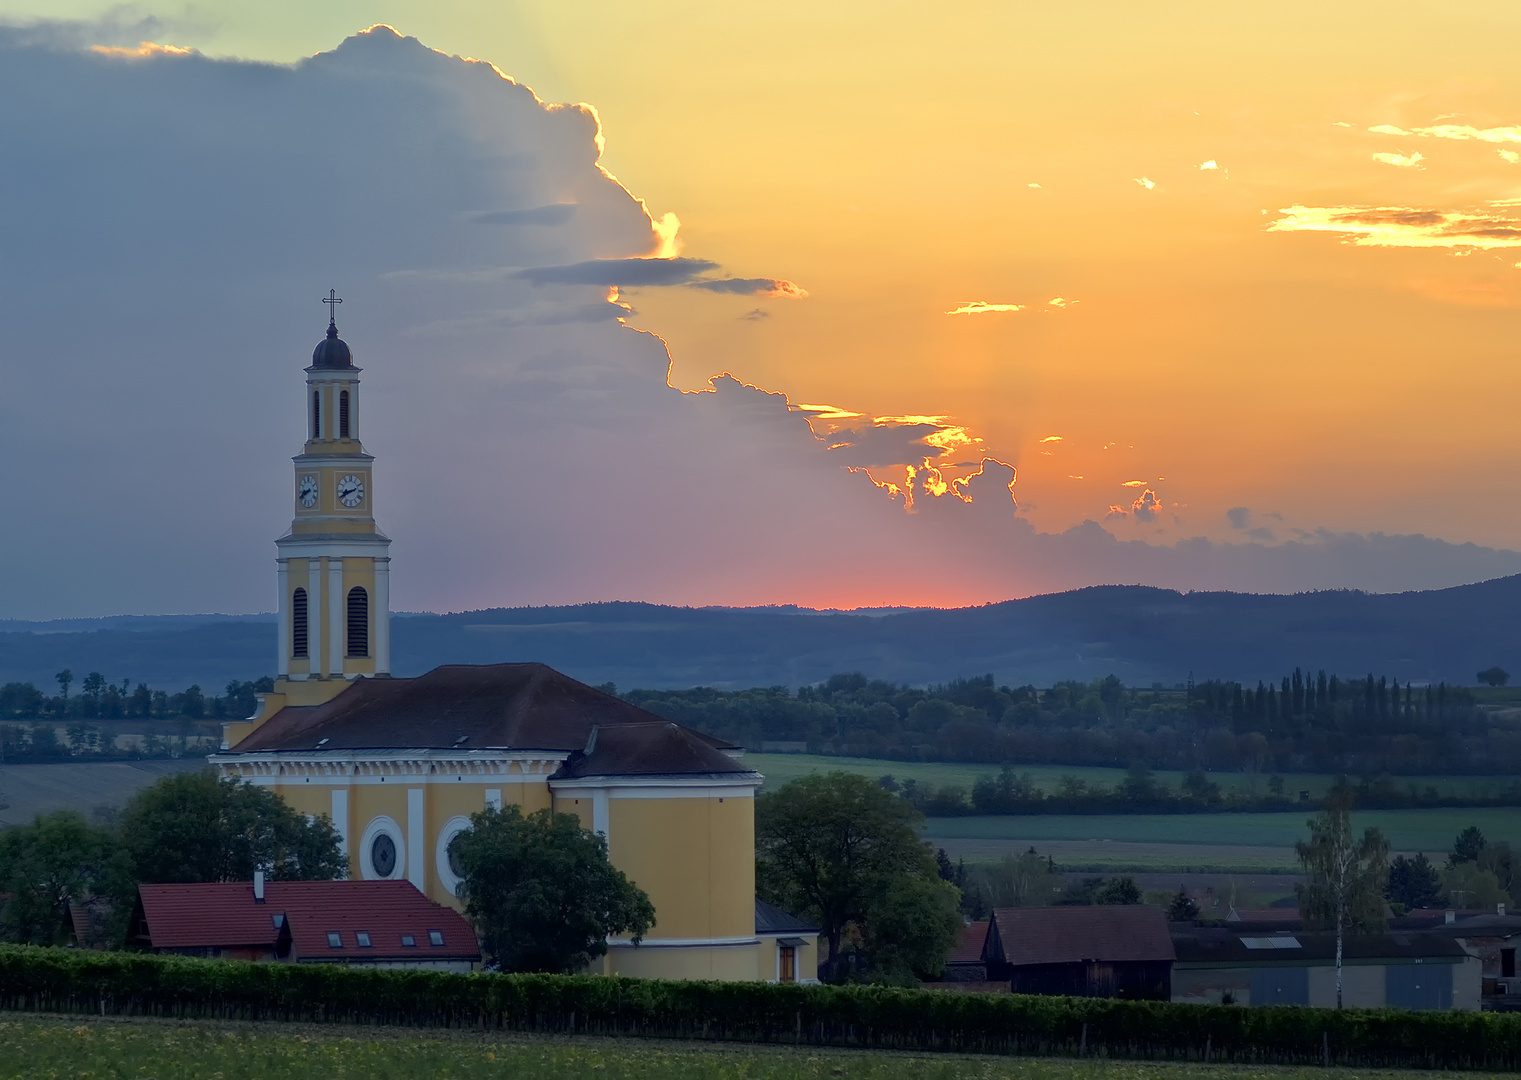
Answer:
606 936 761 949
406 788 425 891
330 788 349 858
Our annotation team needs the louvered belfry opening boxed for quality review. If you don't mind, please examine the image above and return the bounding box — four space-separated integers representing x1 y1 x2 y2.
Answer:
291 588 308 658
339 390 350 438
346 586 369 658
311 390 321 439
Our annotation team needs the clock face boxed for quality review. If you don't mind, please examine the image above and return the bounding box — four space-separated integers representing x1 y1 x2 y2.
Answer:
298 474 318 508
337 474 365 508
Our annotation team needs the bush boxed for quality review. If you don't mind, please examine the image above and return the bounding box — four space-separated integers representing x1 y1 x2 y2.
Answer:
2 945 1521 1068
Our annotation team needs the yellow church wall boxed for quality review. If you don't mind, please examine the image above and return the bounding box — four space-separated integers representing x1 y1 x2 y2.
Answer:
605 796 755 941
608 943 761 982
557 797 595 832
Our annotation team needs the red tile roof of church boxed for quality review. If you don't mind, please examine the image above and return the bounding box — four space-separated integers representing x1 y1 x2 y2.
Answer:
233 662 737 756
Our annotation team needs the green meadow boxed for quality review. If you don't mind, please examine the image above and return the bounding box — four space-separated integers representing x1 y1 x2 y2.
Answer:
746 753 1517 803
1 1016 1515 1080
922 808 1521 853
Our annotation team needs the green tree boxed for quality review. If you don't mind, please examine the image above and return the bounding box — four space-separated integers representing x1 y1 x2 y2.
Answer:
861 874 962 982
119 771 344 885
1296 787 1389 1008
0 812 115 944
1450 826 1486 867
1386 853 1443 910
1442 862 1508 911
1478 667 1510 687
1096 875 1142 905
451 805 653 973
1166 884 1199 921
756 772 946 981
978 849 1061 908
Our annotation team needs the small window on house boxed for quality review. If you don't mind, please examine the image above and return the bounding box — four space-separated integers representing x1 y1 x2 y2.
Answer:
401 934 416 947
346 587 369 658
312 390 321 439
291 588 308 658
339 390 350 438
356 931 372 948
429 930 444 946
327 931 342 948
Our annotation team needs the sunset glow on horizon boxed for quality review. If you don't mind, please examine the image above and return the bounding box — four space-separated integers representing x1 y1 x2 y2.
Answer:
3 2 1521 617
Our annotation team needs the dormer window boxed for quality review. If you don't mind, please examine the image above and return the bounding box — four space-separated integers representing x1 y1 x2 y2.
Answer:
401 934 416 947
339 390 350 438
356 931 372 948
327 931 342 948
429 930 444 946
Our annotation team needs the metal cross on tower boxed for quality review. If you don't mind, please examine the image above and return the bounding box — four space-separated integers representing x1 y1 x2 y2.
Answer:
322 289 342 325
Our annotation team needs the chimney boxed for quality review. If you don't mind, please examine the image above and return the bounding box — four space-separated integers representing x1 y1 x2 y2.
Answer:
254 870 265 903
1445 910 1456 925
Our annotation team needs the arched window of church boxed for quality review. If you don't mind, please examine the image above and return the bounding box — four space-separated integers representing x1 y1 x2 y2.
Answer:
312 390 321 439
292 588 308 658
339 390 350 438
347 586 369 658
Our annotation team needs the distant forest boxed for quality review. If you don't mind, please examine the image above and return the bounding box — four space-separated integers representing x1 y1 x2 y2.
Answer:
0 672 267 761
624 670 1518 777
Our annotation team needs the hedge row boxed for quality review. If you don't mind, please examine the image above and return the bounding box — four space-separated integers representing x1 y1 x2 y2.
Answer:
2 945 1519 1069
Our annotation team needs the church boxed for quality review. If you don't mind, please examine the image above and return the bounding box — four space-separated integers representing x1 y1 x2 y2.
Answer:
210 304 817 983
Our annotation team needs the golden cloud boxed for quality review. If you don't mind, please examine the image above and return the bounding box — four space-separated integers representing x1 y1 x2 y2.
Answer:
1039 435 1063 443
1134 177 1156 190
1268 204 1521 250
1373 123 1521 145
1372 151 1424 168
1121 479 1149 487
945 301 1024 315
90 41 193 58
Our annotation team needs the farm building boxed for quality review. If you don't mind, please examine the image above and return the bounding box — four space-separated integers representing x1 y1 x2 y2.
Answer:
984 906 1174 999
1170 924 1480 1010
129 877 480 970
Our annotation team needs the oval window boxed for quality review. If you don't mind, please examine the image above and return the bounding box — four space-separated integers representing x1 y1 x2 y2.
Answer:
446 834 465 878
371 833 397 877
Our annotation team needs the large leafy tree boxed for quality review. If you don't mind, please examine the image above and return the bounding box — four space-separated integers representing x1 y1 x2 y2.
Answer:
756 771 954 981
1296 786 1389 1008
0 811 116 944
451 805 654 973
119 771 344 884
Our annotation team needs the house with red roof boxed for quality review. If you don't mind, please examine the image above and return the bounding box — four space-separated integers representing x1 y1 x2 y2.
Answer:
129 877 480 970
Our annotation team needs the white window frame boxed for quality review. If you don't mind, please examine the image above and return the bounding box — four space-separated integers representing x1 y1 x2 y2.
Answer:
358 815 406 881
435 816 474 897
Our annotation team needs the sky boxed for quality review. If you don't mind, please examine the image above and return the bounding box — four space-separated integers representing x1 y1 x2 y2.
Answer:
2 3 1521 618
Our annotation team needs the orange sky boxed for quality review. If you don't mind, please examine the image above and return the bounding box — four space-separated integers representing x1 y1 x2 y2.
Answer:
11 0 1521 556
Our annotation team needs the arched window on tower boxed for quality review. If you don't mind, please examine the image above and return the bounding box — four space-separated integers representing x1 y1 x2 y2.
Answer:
339 390 350 438
312 390 321 439
347 587 369 658
292 588 309 658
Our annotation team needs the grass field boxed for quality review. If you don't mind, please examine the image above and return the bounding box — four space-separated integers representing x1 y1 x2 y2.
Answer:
1 1016 1515 1080
923 808 1521 853
747 754 1518 801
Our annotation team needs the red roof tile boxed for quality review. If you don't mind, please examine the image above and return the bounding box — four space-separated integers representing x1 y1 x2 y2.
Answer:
948 920 989 965
989 906 1175 966
138 880 479 962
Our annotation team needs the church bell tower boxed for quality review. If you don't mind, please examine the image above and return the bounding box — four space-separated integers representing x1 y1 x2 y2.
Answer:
273 292 391 696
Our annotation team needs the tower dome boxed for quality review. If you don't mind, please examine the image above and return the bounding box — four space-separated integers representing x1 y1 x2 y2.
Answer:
311 320 354 369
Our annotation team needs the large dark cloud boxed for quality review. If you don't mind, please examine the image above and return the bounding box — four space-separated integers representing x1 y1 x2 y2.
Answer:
0 24 1515 620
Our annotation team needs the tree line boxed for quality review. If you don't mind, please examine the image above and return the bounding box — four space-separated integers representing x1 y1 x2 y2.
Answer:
624 670 1506 775
882 764 1521 817
0 675 272 762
